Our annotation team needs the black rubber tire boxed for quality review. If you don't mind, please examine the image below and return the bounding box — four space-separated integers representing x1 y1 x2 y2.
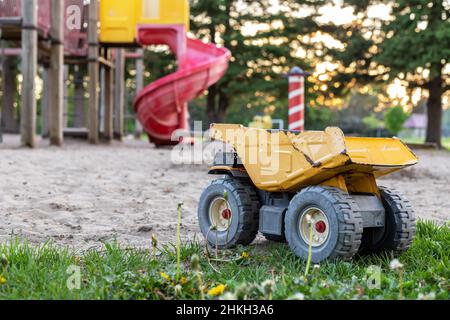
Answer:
361 187 416 254
285 186 363 263
263 233 287 243
198 178 260 248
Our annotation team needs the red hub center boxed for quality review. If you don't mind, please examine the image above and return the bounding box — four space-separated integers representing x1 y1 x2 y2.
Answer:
315 221 326 233
221 209 231 220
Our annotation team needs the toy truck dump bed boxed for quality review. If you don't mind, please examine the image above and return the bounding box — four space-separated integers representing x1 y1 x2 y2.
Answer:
209 124 418 193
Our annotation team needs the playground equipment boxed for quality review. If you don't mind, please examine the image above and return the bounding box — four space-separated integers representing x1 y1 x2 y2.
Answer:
0 0 87 57
0 0 230 147
0 0 100 147
100 0 231 144
198 124 418 262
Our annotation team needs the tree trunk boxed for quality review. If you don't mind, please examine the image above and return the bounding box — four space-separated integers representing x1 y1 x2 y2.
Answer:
217 91 229 123
1 55 19 133
207 84 217 124
205 20 218 125
425 68 443 148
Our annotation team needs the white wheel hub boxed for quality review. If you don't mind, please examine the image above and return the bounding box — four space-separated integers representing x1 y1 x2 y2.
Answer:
299 207 330 247
209 197 232 232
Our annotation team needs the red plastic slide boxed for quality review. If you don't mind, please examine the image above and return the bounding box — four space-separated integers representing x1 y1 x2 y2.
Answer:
134 26 231 145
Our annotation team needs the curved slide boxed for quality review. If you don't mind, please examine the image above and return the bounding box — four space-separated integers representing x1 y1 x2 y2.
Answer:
134 27 231 145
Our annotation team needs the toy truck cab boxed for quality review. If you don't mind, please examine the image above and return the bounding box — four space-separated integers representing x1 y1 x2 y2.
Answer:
198 124 418 262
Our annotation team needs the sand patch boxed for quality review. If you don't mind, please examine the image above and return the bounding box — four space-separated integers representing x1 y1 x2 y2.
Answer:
0 135 448 250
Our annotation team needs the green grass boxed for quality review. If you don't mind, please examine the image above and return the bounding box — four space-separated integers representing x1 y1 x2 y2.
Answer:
401 137 450 150
0 221 448 300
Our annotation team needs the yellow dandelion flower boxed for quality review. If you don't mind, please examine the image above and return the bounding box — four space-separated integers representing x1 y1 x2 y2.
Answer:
160 272 171 282
0 275 6 285
241 252 250 259
180 277 188 286
208 284 226 296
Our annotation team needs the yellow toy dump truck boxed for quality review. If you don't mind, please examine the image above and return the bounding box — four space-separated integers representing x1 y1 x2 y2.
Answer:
198 124 418 262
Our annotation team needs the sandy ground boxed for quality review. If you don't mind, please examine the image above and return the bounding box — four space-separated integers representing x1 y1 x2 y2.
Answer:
0 134 449 250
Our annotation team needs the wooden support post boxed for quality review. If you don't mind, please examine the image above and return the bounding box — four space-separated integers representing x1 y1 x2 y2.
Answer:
114 48 125 140
103 49 114 141
48 0 64 146
88 0 99 144
21 0 38 148
135 49 144 139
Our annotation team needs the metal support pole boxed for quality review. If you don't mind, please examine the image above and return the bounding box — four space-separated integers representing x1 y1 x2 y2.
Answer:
135 49 144 139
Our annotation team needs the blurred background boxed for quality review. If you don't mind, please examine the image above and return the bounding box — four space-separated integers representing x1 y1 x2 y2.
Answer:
1 0 449 148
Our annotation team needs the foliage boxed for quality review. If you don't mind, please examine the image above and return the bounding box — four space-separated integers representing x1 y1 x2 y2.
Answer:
0 52 21 133
305 106 334 130
363 114 383 131
334 0 450 88
333 0 450 145
122 0 449 138
375 0 449 78
0 221 448 300
384 106 409 136
443 109 450 130
189 0 326 124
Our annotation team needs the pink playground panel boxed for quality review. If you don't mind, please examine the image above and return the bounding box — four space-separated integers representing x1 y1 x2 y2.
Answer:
0 0 87 56
0 0 52 36
64 0 87 56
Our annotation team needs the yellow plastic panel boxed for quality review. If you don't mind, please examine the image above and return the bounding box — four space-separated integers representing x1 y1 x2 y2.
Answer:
137 0 190 29
209 125 419 192
100 0 190 44
100 0 137 43
345 137 418 167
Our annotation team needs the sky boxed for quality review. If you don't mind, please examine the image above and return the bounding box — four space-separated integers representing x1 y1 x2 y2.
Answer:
316 1 391 24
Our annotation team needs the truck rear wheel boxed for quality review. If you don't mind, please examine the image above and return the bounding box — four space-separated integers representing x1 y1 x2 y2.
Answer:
285 186 363 263
198 178 260 248
360 187 416 254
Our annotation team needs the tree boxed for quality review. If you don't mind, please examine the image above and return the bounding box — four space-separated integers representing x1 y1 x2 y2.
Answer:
363 114 383 135
384 106 409 136
377 0 449 147
190 0 326 124
333 0 450 147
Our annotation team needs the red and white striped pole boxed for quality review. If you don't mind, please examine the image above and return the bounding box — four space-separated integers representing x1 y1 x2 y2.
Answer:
288 67 307 131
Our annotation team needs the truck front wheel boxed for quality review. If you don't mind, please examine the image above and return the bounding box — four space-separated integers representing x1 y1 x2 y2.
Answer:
285 186 363 263
198 178 260 248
